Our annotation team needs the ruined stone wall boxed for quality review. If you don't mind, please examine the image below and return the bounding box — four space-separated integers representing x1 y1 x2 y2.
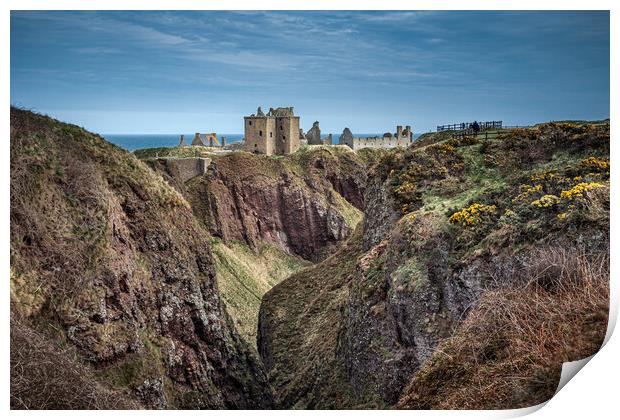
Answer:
306 121 322 145
340 128 354 149
349 135 410 151
160 157 211 183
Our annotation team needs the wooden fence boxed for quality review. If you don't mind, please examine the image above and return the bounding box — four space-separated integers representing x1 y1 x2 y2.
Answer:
437 121 503 132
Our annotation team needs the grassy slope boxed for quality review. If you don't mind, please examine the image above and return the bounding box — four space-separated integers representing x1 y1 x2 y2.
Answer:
386 122 610 408
134 145 220 159
211 239 310 349
397 249 609 409
258 226 374 409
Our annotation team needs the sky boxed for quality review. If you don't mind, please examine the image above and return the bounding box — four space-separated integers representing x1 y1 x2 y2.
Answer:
10 10 610 134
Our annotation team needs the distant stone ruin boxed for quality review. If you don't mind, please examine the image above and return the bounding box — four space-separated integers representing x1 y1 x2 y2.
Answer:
179 134 187 147
306 121 333 145
190 132 220 147
299 128 308 145
192 133 205 146
306 121 321 145
339 125 413 151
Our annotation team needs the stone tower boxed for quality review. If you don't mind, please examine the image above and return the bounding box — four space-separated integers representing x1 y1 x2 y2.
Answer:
244 106 300 156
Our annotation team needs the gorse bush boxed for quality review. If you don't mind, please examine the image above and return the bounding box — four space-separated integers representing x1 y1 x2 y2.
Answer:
448 203 497 227
382 141 466 214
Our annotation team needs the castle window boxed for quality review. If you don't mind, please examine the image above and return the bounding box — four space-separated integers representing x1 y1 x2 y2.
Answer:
255 144 257 148
249 121 252 126
270 132 273 138
280 125 283 130
259 130 263 136
282 135 286 140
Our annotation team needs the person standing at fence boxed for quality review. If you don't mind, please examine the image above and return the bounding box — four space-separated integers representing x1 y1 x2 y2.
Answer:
471 120 480 136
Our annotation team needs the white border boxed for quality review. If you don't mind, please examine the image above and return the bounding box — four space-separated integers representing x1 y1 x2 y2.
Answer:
2 1 617 419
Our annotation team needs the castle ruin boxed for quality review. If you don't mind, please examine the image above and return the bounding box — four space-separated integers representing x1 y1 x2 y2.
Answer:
339 125 413 151
305 121 332 145
188 132 219 147
244 106 300 155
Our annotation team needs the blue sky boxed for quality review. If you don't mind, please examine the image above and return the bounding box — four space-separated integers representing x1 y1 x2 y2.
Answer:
11 10 609 134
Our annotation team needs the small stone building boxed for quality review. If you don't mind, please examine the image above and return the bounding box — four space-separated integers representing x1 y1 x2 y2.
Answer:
244 106 301 155
339 125 413 151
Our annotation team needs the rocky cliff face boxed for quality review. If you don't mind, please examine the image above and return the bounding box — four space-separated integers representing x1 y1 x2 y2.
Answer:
258 122 610 409
183 148 365 262
10 109 273 409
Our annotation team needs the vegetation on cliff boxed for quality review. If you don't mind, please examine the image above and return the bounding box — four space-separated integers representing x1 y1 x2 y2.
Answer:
258 121 610 409
211 238 309 348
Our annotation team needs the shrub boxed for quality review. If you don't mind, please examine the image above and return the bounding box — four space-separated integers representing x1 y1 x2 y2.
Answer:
531 194 560 208
11 316 140 409
560 182 605 200
580 156 609 173
449 203 497 227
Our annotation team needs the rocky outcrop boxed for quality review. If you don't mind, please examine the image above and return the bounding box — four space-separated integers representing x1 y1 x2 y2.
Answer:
185 149 365 261
158 157 211 183
338 213 476 404
10 109 273 409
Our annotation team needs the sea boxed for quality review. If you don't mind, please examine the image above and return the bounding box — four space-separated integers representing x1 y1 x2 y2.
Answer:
103 133 424 152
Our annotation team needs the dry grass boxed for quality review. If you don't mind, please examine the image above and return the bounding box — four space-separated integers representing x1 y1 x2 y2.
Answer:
397 245 609 410
10 314 141 409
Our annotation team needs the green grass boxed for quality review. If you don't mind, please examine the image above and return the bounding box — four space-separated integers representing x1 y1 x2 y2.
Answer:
133 146 220 159
211 239 310 349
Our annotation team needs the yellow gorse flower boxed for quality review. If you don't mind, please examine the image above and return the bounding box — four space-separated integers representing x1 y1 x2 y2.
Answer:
513 184 542 202
530 170 559 183
580 156 609 172
560 182 604 200
531 194 560 208
449 203 497 227
437 143 455 154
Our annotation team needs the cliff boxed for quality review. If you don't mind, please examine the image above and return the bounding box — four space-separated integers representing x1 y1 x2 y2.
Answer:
10 108 273 409
182 147 365 262
258 121 610 409
139 145 366 350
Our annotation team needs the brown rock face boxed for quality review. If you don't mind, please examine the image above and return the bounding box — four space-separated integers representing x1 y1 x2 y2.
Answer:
10 109 273 409
185 150 365 262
